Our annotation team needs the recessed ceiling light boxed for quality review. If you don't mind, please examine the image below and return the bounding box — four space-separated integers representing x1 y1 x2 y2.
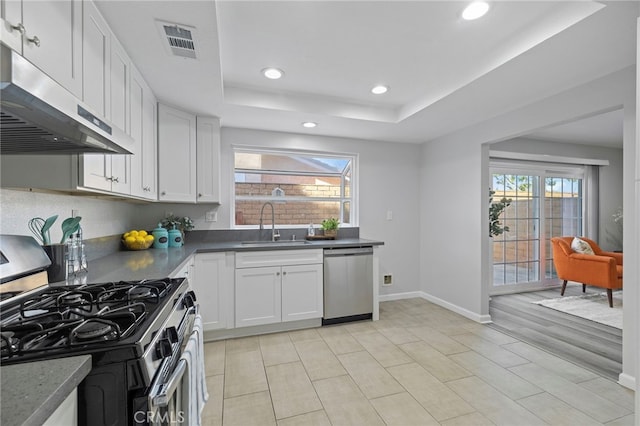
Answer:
462 1 490 20
262 67 284 79
371 85 388 95
302 122 317 128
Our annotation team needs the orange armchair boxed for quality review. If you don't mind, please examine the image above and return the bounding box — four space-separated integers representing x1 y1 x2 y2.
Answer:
550 237 623 307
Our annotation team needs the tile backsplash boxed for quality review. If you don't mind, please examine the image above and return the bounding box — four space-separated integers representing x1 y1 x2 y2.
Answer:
0 188 138 242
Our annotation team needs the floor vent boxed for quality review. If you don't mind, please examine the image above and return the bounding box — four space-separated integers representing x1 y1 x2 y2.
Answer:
156 20 197 59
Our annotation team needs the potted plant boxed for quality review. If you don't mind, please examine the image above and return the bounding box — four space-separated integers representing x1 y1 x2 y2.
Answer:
489 190 511 238
321 217 339 238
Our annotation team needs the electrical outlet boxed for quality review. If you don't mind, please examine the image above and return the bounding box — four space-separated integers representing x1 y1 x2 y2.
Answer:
205 210 218 222
383 274 393 286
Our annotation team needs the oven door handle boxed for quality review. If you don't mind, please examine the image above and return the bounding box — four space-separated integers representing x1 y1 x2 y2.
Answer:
151 358 188 407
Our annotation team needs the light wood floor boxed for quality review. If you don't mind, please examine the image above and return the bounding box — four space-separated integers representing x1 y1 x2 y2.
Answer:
488 284 623 381
201 297 634 425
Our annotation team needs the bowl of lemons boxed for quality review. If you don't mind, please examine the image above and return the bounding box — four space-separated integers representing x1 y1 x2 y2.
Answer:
122 230 154 250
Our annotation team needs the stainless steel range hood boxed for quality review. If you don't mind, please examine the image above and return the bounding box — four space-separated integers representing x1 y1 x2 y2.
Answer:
0 45 132 154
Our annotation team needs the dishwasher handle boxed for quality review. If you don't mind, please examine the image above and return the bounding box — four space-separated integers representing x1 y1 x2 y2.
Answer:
323 247 373 257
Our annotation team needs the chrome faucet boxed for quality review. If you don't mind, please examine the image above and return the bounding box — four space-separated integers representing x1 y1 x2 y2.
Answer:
259 202 280 241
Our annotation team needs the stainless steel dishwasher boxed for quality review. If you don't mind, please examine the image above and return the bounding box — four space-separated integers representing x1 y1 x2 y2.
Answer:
323 246 373 325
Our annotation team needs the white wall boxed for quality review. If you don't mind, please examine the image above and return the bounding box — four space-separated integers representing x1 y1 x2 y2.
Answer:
418 65 637 388
491 137 624 251
420 139 489 321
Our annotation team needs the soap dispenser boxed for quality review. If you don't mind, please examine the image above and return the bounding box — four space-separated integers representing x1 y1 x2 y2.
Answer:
152 223 169 249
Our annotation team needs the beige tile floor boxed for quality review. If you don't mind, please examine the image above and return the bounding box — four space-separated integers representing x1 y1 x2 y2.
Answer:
201 298 635 426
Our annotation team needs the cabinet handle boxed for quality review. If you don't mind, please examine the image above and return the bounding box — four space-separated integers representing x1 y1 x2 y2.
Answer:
10 23 25 34
282 271 287 276
161 191 166 196
198 193 202 198
26 35 40 47
276 272 280 276
112 176 119 183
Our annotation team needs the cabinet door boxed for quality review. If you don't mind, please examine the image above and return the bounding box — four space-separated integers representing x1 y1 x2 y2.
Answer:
235 266 281 327
1 0 22 52
83 0 110 119
196 116 220 203
193 253 228 331
21 0 82 97
129 66 144 198
130 65 157 200
109 153 130 195
141 89 157 198
79 154 112 191
158 104 197 202
281 264 323 322
110 36 129 136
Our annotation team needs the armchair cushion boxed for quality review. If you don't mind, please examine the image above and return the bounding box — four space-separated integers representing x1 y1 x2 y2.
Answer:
571 237 595 255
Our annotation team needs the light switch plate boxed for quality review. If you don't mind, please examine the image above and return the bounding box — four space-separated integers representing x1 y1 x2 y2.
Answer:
205 210 218 222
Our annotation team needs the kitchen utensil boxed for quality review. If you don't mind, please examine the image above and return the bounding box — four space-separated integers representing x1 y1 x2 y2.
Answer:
60 216 82 243
41 215 58 245
28 217 46 244
28 215 58 245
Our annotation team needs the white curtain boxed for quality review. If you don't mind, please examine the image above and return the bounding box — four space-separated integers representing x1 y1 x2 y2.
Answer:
583 165 599 240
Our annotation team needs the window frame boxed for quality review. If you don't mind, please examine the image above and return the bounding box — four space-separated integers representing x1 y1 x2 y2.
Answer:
231 145 359 229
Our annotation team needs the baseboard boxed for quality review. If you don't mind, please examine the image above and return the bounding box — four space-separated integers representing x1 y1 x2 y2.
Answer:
378 291 424 302
379 291 492 324
617 372 636 390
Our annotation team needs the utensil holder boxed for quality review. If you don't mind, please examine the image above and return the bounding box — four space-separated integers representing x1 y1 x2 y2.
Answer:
43 244 68 283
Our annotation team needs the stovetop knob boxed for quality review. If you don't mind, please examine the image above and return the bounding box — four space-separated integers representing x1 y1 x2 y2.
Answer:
155 338 172 359
166 326 179 343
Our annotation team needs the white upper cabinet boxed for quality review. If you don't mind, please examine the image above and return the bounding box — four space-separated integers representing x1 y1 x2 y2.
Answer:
157 104 197 202
78 0 132 196
79 152 131 195
157 105 220 203
0 0 82 97
82 0 110 121
130 65 157 200
196 117 221 203
110 36 130 135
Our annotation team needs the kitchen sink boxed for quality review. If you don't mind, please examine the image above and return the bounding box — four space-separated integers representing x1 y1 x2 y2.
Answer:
240 240 311 246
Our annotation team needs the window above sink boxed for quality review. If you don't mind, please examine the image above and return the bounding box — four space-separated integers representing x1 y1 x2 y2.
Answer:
233 147 357 229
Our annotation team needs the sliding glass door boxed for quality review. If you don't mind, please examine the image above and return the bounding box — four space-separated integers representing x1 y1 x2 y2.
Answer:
491 162 585 294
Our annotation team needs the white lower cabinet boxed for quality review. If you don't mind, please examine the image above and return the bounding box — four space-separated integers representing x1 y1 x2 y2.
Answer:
281 264 323 322
192 252 234 331
43 388 77 426
235 249 323 328
235 266 282 327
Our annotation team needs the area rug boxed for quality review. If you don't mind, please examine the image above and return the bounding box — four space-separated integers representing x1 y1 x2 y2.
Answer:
533 291 623 329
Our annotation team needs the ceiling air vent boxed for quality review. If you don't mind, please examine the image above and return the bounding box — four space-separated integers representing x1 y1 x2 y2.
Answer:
156 20 198 59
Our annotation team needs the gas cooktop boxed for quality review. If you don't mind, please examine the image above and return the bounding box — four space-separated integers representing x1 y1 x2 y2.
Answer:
0 278 185 364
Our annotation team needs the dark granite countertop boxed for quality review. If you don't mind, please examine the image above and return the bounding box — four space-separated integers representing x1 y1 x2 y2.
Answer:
62 237 384 284
1 355 91 426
